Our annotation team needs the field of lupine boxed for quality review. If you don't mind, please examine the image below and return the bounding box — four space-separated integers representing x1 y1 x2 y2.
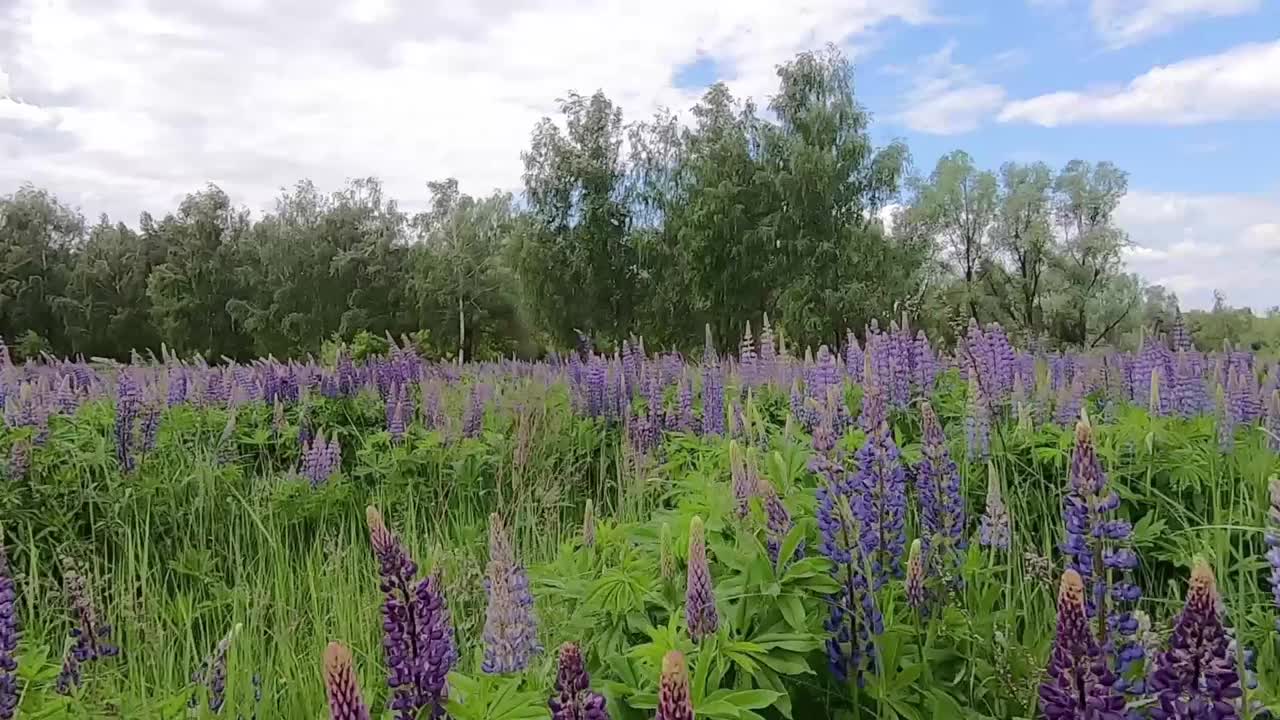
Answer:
1 316 1279 719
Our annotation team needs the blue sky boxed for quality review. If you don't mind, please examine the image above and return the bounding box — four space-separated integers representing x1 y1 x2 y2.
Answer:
2 0 1278 309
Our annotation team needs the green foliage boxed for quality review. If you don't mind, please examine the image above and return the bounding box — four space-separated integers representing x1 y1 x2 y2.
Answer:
1 370 1279 718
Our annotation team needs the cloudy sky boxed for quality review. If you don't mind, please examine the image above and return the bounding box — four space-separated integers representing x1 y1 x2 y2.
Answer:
2 0 1278 310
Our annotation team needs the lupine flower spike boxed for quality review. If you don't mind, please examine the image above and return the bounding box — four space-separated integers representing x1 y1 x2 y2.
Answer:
656 651 693 720
1061 417 1142 685
659 522 675 583
191 623 240 714
905 539 928 618
582 500 596 550
915 401 966 582
684 517 718 643
55 560 118 695
978 464 1010 551
1149 560 1242 719
1038 569 1126 720
483 513 541 674
323 642 371 720
0 539 18 720
366 507 454 718
548 643 609 720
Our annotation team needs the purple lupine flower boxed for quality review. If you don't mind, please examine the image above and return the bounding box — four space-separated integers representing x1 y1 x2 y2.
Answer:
1038 570 1126 720
814 425 885 681
420 380 442 431
1170 309 1193 352
885 323 911 409
55 374 76 415
1148 560 1242 720
115 370 142 473
684 517 718 643
387 383 407 444
913 330 935 397
674 379 694 433
366 507 454 718
813 345 839 400
335 348 357 397
1215 385 1235 454
204 369 229 406
1061 419 1142 684
621 339 639 396
139 394 161 453
851 390 908 588
905 539 928 618
978 468 1010 551
656 651 693 720
482 513 540 674
964 375 990 462
6 441 28 482
585 356 607 419
165 363 186 404
700 362 724 437
915 402 966 580
1053 373 1086 427
814 444 881 684
0 541 19 720
55 561 118 695
323 642 371 720
462 384 485 439
759 316 777 381
1266 476 1280 631
760 479 800 565
548 643 609 720
192 624 239 714
1171 351 1208 419
845 329 863 384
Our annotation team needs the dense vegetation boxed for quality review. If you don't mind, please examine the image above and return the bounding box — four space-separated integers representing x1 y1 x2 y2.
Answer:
0 318 1278 718
4 46 1278 366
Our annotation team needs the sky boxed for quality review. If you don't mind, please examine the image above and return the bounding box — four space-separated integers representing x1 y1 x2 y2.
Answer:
1 0 1278 310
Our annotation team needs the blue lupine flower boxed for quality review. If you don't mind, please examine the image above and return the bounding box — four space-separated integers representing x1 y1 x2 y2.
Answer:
851 389 907 588
915 402 966 580
1061 419 1142 686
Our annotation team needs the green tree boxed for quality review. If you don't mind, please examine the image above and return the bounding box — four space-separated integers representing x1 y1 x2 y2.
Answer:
902 150 997 322
762 46 915 346
146 185 254 359
0 186 80 352
516 91 635 346
986 161 1055 338
1048 160 1131 345
61 216 165 358
411 179 529 360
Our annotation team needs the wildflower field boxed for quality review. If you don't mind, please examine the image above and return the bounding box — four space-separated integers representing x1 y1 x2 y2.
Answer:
1 317 1279 720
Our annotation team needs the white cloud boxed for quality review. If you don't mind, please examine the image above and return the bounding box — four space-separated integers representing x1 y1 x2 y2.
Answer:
998 40 1280 127
1242 222 1280 251
0 0 932 221
0 96 49 124
892 42 1006 135
342 0 395 24
1116 189 1280 310
1090 0 1261 48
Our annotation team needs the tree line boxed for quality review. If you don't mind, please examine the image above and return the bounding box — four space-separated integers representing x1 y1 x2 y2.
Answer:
0 46 1267 362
